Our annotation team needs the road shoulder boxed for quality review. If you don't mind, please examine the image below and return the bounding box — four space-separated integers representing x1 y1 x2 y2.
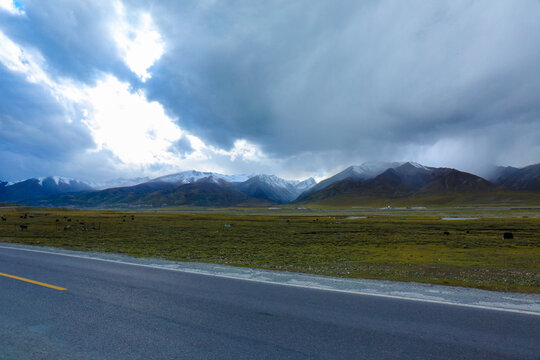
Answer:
1 242 538 316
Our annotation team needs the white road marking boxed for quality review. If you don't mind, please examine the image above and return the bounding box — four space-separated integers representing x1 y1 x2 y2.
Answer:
0 244 538 316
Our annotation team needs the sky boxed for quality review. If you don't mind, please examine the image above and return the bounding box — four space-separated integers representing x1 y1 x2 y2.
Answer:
1 0 539 183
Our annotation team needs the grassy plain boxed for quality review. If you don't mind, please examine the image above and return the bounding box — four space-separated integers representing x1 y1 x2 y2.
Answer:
0 206 538 293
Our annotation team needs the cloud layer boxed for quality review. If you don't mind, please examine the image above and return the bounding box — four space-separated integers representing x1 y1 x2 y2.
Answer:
1 0 539 182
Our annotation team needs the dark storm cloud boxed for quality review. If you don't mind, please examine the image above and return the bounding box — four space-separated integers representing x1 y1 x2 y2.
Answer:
142 0 540 166
0 67 95 180
167 137 193 157
0 0 164 182
0 0 132 83
1 0 539 183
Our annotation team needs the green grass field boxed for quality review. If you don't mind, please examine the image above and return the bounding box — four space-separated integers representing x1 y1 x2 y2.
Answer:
0 206 538 293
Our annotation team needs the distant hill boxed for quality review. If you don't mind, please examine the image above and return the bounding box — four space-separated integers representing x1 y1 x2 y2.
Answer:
235 175 316 203
489 163 540 192
0 181 8 201
150 170 253 185
138 178 269 207
89 177 152 190
2 162 539 208
47 177 265 208
41 181 177 208
299 162 400 200
34 173 313 208
295 162 510 206
40 178 269 208
0 177 93 203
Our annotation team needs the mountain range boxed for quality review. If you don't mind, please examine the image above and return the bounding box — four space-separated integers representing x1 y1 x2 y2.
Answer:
0 177 93 203
0 171 316 207
1 162 539 208
296 162 500 206
488 164 540 192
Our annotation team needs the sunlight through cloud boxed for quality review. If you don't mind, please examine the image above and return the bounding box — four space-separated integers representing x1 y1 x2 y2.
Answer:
0 0 24 15
0 29 270 174
0 31 50 85
81 76 183 164
0 31 183 166
112 1 164 82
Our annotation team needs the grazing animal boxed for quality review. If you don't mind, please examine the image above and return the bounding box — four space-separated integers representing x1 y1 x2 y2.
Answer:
19 224 28 231
443 231 450 236
64 225 71 231
67 218 71 222
56 219 60 222
1 216 6 221
503 232 514 240
130 216 135 220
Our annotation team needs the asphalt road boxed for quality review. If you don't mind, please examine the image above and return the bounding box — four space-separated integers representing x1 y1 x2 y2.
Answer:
0 246 539 359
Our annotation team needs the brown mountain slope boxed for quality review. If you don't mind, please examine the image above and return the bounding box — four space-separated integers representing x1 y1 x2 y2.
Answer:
492 163 540 192
295 163 528 206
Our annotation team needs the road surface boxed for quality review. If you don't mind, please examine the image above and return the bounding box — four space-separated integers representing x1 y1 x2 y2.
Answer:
1 245 539 359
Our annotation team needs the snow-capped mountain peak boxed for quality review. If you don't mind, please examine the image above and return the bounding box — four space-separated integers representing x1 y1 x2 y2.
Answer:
249 174 316 191
234 174 317 203
296 177 316 191
0 176 94 203
151 170 254 185
305 162 400 195
350 161 403 176
405 161 431 171
88 177 151 190
37 176 82 186
252 174 296 188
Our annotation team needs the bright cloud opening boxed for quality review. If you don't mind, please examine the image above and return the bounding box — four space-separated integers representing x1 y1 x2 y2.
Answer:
0 29 270 175
0 31 49 85
0 30 184 166
219 139 266 162
81 76 183 164
0 0 24 15
112 1 164 82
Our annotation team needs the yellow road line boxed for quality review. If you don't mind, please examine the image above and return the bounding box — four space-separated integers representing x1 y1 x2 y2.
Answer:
0 272 66 291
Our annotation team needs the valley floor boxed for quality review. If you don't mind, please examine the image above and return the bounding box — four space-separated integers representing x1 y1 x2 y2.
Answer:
0 206 538 293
